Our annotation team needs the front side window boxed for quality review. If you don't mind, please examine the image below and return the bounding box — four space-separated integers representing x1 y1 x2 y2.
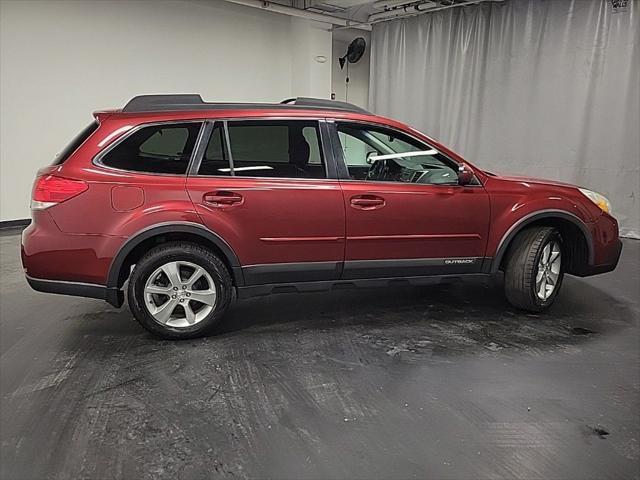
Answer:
196 120 326 179
336 123 458 185
100 122 202 174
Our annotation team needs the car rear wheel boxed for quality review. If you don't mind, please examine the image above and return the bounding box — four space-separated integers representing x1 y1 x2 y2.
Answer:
504 226 564 312
128 242 233 339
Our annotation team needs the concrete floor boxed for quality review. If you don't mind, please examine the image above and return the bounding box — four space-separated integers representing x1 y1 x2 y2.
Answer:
0 231 638 480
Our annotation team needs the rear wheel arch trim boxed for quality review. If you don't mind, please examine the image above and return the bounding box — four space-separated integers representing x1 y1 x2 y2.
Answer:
491 209 594 273
107 222 243 288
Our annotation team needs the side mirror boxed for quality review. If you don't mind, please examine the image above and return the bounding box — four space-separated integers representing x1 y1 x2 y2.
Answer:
457 165 474 185
366 151 376 164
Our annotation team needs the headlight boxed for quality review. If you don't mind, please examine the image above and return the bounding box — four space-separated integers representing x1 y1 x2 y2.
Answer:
579 188 612 214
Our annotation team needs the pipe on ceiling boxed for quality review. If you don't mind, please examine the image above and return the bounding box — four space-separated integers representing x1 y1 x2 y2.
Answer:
332 0 502 29
221 0 372 31
371 0 435 10
368 0 490 23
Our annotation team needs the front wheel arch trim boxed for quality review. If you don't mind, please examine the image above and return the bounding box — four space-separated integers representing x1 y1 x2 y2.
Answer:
490 210 594 273
106 222 243 289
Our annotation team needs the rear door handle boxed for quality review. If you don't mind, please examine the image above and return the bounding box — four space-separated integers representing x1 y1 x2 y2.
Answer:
350 195 385 210
203 191 243 207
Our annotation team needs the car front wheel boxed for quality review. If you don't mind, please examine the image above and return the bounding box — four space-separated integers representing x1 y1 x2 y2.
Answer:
128 242 233 339
504 226 564 312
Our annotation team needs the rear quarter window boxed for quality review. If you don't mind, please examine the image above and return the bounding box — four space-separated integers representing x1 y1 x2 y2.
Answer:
98 122 202 175
53 121 99 165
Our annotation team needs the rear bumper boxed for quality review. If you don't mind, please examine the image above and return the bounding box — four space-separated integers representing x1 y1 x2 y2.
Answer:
21 210 123 285
26 275 124 307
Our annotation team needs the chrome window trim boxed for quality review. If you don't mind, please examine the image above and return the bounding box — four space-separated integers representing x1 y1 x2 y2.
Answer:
330 118 449 159
90 116 482 186
336 178 483 187
329 118 484 188
189 117 334 181
186 177 341 185
92 119 206 177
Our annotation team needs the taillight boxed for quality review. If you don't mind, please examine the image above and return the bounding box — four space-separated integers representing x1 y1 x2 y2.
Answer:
31 175 88 210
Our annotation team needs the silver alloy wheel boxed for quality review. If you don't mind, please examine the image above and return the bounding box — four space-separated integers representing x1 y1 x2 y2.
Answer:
535 240 561 301
144 261 217 328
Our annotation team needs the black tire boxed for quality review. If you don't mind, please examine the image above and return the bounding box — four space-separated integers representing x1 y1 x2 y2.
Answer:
503 226 564 312
127 242 233 339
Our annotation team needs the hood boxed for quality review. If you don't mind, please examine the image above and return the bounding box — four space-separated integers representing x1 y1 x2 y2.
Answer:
490 172 580 189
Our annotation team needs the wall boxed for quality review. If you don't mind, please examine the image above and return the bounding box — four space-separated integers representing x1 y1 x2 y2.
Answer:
0 0 332 221
291 18 333 99
331 29 370 110
369 0 639 237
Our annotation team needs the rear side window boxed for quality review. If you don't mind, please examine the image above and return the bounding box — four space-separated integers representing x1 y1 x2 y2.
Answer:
199 123 228 176
197 120 325 178
53 121 99 165
100 122 202 174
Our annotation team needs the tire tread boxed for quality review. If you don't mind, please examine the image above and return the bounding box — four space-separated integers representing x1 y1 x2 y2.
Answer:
504 226 560 312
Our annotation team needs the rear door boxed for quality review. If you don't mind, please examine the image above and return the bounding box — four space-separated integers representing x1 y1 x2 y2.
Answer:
186 119 345 285
330 121 490 279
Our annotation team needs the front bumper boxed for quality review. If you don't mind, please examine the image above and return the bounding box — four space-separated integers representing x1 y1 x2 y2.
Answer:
579 237 623 276
574 210 623 277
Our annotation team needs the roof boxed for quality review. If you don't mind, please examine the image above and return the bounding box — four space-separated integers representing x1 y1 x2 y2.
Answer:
121 95 370 115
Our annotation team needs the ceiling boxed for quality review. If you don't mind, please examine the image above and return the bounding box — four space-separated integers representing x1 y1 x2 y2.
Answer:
282 0 496 23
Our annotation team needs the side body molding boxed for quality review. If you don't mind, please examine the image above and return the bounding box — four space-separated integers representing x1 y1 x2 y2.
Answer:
106 222 244 289
490 209 594 273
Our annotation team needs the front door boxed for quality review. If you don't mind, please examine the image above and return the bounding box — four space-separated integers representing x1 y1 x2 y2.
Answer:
187 119 345 285
330 121 490 279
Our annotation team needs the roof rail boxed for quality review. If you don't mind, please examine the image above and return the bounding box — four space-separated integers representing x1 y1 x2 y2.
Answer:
122 94 205 112
281 97 369 114
121 94 370 114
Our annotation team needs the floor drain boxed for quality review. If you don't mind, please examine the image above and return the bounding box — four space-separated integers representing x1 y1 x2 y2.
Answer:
586 425 610 438
571 327 597 335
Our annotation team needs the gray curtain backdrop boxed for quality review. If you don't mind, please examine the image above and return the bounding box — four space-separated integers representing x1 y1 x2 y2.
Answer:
369 0 639 238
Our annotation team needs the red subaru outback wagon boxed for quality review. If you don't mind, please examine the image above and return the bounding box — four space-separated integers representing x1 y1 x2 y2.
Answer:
22 95 622 339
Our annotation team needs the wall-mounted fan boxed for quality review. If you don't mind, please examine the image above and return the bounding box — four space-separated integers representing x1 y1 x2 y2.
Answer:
338 37 366 102
339 37 366 70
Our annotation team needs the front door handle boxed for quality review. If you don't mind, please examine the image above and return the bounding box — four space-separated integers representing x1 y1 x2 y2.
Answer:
350 195 385 210
203 191 243 207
